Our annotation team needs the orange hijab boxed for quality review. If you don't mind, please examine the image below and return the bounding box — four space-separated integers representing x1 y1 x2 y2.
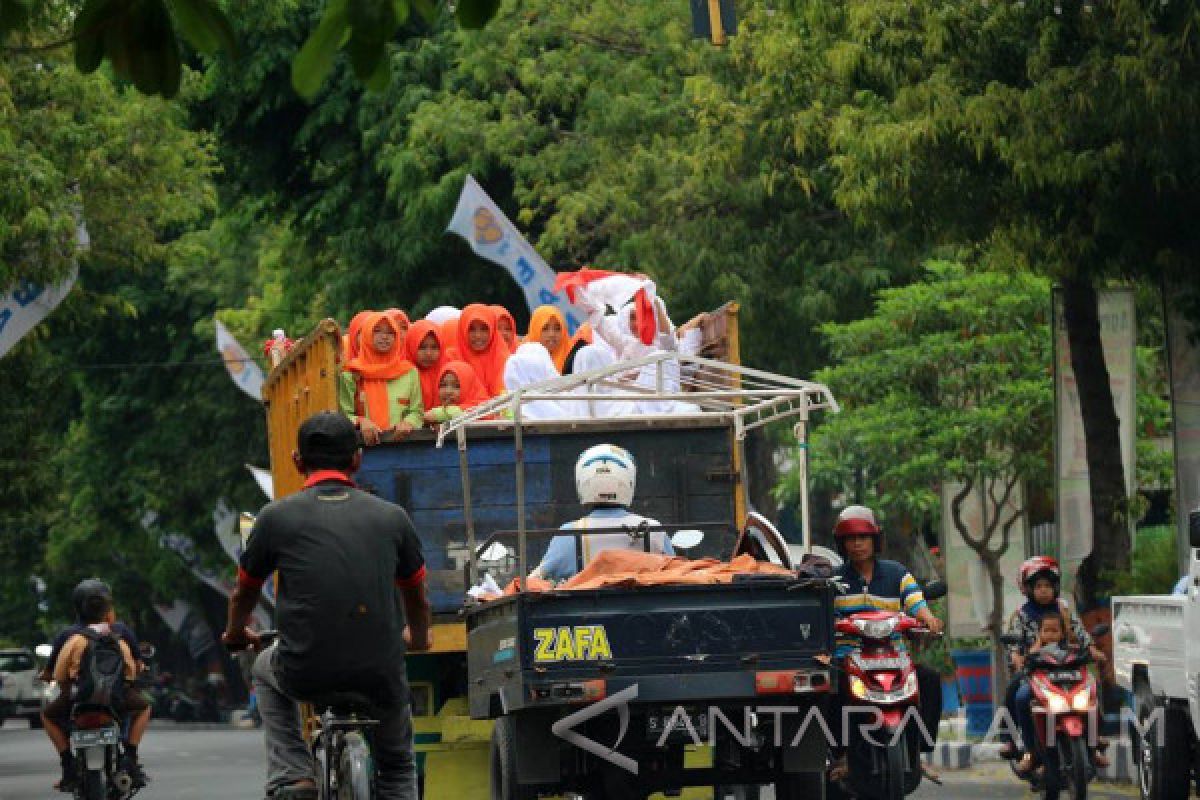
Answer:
404 320 447 411
436 360 490 410
457 304 511 397
344 312 415 428
490 306 518 354
343 310 373 362
524 305 572 373
384 309 411 352
439 318 462 361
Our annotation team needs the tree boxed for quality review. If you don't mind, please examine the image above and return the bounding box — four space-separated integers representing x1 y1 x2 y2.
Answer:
785 262 1054 687
817 0 1200 609
0 0 500 99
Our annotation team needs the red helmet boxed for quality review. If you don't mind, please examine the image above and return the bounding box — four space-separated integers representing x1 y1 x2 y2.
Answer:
833 505 881 537
1017 556 1061 595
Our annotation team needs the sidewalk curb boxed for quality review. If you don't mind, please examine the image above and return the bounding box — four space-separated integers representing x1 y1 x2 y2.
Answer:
924 739 1136 784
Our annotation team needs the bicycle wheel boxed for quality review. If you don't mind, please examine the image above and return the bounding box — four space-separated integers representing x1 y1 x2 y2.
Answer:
337 731 375 800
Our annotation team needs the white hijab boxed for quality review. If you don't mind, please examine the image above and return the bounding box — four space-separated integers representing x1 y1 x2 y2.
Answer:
503 343 586 419
424 306 461 325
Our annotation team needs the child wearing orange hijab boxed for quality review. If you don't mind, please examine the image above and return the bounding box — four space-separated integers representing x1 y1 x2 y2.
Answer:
457 304 511 397
439 318 461 361
524 305 572 373
424 361 490 425
338 312 423 445
384 309 411 351
404 320 448 413
490 306 518 354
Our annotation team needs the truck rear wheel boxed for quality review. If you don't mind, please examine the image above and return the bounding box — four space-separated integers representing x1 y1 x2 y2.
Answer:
1135 685 1192 800
490 716 534 800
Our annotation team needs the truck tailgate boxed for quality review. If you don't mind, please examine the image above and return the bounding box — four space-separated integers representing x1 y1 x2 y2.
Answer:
1113 595 1189 698
467 578 833 715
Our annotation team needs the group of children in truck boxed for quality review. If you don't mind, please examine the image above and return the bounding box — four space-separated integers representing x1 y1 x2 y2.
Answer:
338 297 707 443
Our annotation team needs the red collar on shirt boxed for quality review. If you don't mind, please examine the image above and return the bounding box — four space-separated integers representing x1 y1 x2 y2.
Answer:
303 470 356 489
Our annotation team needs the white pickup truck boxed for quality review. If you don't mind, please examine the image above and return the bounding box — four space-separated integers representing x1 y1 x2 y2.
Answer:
1112 511 1200 800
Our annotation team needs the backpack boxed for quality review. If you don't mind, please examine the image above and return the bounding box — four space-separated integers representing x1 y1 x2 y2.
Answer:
73 629 126 709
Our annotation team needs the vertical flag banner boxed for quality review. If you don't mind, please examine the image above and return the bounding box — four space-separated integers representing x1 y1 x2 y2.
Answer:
1167 304 1200 573
943 480 1027 638
446 175 586 332
215 319 265 401
1053 288 1137 595
246 464 274 500
0 211 89 358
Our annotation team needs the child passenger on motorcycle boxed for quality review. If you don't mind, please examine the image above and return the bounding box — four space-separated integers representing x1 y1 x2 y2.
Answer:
42 584 151 792
1007 557 1108 773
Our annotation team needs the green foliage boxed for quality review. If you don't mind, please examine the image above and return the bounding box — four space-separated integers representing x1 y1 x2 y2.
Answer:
1108 526 1182 596
782 262 1054 530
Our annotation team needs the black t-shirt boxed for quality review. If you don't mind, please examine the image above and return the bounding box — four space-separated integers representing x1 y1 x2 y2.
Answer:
46 622 139 677
239 480 425 708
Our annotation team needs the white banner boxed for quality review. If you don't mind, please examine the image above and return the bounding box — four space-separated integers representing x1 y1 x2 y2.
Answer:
215 318 265 401
1053 289 1137 593
0 214 88 358
446 175 587 331
246 464 274 500
943 480 1028 638
1167 305 1200 573
212 498 242 564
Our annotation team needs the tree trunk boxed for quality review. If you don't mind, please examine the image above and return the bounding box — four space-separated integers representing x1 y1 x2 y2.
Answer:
1060 277 1130 612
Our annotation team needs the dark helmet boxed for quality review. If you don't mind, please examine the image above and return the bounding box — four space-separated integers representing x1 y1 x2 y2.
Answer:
72 578 113 621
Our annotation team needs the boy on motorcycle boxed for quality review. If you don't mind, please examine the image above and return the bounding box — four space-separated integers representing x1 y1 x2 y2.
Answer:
41 581 151 792
1005 557 1108 772
829 506 945 782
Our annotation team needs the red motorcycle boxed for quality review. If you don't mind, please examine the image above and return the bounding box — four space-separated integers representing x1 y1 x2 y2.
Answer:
1003 625 1109 800
833 604 941 800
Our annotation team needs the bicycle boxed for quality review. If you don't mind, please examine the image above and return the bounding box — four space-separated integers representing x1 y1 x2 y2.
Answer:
231 632 379 800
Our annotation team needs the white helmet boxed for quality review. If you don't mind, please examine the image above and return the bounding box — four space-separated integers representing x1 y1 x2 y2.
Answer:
575 444 637 507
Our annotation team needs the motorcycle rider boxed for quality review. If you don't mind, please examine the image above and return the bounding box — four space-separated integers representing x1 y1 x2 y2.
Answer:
41 580 152 792
224 411 431 800
829 505 945 782
1005 556 1108 773
529 443 673 581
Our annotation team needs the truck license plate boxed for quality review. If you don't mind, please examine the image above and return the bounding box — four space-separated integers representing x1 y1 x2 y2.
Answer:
70 727 119 748
647 709 709 741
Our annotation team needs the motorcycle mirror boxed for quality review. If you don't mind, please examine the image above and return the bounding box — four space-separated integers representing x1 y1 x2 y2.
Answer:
34 644 53 660
1089 623 1110 638
479 542 512 563
671 529 705 550
998 633 1022 647
923 579 948 601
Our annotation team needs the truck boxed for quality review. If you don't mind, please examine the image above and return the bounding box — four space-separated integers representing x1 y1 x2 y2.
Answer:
1112 510 1200 800
262 305 841 798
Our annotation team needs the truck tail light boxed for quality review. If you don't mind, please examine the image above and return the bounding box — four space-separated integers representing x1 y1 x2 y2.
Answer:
531 679 607 704
756 670 831 695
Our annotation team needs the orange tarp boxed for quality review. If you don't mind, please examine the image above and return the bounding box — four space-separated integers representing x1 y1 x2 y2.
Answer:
487 551 794 600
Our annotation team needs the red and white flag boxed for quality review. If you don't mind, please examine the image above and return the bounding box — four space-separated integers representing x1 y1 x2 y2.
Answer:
553 268 658 345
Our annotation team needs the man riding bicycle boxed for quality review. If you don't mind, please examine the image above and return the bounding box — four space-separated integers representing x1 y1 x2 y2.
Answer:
224 412 432 800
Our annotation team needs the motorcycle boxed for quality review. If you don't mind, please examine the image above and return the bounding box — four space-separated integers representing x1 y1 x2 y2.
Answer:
1002 625 1109 800
67 699 139 800
833 584 945 800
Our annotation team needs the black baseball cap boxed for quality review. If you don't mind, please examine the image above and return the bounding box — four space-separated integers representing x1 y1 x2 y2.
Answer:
297 411 360 466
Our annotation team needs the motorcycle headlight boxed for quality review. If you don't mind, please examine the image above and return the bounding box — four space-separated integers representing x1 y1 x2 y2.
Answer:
850 676 868 700
1046 693 1070 714
854 617 899 639
1071 683 1095 712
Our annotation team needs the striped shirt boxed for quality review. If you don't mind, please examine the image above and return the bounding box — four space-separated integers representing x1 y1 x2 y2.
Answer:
833 559 927 657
